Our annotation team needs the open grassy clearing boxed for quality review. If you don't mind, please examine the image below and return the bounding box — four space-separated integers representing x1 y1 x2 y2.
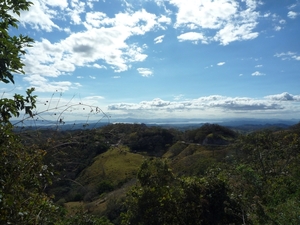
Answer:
77 145 146 188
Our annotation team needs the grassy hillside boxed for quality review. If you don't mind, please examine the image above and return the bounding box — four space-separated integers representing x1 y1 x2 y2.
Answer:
77 145 145 189
56 145 146 222
162 140 230 177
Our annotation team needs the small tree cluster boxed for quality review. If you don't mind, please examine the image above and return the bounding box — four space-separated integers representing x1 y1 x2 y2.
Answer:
122 159 242 225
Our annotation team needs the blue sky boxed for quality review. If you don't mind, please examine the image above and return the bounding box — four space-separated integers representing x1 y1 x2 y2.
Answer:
2 0 300 122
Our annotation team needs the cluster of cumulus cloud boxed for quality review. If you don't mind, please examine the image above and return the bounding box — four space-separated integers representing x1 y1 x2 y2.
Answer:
15 0 297 92
108 92 300 113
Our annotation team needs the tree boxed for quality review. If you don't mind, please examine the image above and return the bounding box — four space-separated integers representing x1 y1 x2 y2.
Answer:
0 0 33 83
224 130 300 224
122 159 242 225
121 159 184 225
0 1 60 224
1 2 114 223
0 126 60 224
0 0 36 124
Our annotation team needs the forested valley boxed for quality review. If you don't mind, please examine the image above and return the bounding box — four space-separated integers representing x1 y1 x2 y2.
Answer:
2 122 300 224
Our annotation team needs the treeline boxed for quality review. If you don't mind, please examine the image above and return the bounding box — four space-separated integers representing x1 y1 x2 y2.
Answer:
99 123 180 155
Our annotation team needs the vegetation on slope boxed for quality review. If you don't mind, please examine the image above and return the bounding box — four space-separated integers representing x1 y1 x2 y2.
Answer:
184 123 237 145
4 116 300 224
121 127 300 225
22 121 296 224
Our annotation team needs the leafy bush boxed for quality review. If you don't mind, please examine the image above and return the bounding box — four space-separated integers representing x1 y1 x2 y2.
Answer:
122 159 242 225
97 181 114 195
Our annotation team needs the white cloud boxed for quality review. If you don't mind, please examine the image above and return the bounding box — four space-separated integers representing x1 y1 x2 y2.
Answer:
157 15 171 25
19 0 60 32
46 0 68 9
288 4 297 10
31 92 300 120
137 68 153 77
294 56 300 60
265 92 300 101
22 9 169 91
274 26 282 31
73 82 82 87
108 95 285 114
86 0 99 9
63 27 72 34
217 62 225 66
170 0 259 45
154 35 165 44
274 18 286 31
171 0 238 29
287 11 298 19
252 71 265 76
91 63 107 69
85 11 108 28
125 44 148 63
23 38 75 77
154 0 167 7
89 76 96 79
279 19 286 24
177 32 208 44
255 64 263 68
84 95 105 100
83 9 164 34
23 74 72 92
214 22 258 45
205 64 214 69
68 0 86 24
274 52 300 61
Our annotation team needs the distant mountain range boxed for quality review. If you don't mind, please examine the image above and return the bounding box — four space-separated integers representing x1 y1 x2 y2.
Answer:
111 117 299 126
12 117 299 132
